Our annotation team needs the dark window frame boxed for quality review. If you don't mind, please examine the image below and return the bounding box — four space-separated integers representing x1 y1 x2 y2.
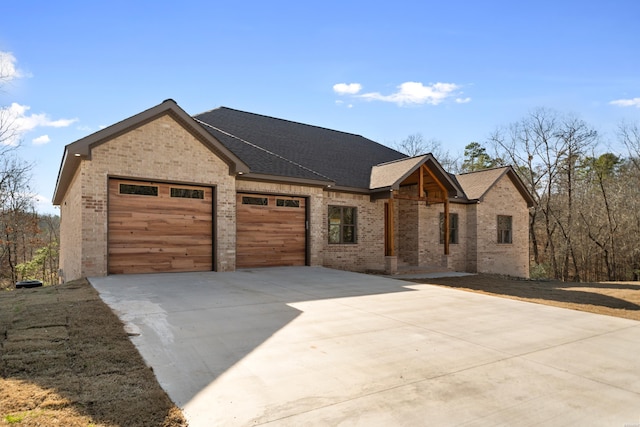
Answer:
171 188 205 199
276 199 300 208
497 215 513 244
439 212 459 244
242 196 268 206
119 183 158 196
328 205 357 244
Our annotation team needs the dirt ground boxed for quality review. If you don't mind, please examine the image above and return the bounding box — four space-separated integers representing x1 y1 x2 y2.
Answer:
0 279 186 427
403 274 640 321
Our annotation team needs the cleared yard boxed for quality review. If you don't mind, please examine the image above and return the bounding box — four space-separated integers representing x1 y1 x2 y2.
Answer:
402 274 640 321
0 279 186 427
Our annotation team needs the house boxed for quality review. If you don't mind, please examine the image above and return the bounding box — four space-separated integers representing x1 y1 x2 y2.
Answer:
52 99 534 281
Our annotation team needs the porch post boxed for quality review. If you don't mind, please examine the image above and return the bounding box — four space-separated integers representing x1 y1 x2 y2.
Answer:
384 197 398 274
444 198 450 255
385 198 395 256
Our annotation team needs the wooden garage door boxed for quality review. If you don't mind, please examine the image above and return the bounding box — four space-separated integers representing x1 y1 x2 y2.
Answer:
236 193 306 268
108 179 213 274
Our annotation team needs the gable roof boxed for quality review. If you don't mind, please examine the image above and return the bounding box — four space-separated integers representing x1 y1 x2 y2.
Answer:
52 100 249 205
370 154 462 197
456 166 535 207
194 107 406 190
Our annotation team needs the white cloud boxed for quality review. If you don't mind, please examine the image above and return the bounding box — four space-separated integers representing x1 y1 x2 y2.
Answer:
455 97 472 104
610 98 640 108
32 135 50 145
1 103 78 146
359 81 460 106
333 83 362 95
0 51 23 82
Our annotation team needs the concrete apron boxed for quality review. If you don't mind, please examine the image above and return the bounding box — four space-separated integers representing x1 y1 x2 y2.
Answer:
90 267 640 427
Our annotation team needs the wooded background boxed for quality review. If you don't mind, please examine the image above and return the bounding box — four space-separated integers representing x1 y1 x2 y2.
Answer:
398 109 640 282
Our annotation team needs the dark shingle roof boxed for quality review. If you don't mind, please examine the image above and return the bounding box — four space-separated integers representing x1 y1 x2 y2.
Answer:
194 107 406 189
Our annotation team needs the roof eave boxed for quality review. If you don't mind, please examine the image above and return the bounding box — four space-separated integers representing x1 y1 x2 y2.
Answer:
238 172 334 188
52 149 80 205
506 168 536 207
52 99 251 204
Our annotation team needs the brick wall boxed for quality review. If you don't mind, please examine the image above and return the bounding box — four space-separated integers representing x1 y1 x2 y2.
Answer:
60 114 237 280
59 167 83 282
322 191 386 272
396 199 424 265
474 175 530 278
465 203 478 272
415 202 468 270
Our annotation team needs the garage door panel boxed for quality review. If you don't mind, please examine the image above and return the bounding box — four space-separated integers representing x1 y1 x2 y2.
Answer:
108 179 213 274
109 224 213 236
236 193 306 268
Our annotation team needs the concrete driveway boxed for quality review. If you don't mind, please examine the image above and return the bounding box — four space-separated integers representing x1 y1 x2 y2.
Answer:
90 267 640 426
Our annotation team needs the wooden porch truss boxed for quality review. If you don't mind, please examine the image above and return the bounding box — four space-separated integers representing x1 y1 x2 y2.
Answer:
385 164 451 256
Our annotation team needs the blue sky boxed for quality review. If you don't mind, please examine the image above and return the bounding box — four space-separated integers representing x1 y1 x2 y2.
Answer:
2 0 639 215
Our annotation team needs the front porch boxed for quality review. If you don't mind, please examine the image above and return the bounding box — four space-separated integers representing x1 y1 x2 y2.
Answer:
370 155 462 275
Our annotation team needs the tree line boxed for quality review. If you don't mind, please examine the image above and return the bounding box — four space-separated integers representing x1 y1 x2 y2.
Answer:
395 108 640 282
1 65 59 288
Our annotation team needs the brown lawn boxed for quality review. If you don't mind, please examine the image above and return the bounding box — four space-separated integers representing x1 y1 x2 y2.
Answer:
403 274 640 321
0 279 186 427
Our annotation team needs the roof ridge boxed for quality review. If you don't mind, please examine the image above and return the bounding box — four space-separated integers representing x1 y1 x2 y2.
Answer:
374 154 424 167
455 165 509 176
196 106 379 140
193 118 334 183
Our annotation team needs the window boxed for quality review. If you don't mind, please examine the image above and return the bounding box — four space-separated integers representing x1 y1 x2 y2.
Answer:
497 215 512 243
439 213 459 244
242 196 268 205
328 206 357 244
276 199 300 208
171 188 204 199
119 183 158 196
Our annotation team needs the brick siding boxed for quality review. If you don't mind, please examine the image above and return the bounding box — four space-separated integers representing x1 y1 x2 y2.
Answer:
59 114 237 280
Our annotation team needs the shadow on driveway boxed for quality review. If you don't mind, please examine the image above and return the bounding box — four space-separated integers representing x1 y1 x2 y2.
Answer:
404 274 640 317
90 267 415 408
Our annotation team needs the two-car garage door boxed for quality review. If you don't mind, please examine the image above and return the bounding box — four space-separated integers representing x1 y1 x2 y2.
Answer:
108 180 307 274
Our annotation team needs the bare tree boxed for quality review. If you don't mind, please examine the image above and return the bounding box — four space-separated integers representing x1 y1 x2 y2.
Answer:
394 133 460 171
489 108 557 271
0 156 36 284
551 116 597 281
618 121 640 171
489 108 599 281
0 53 53 286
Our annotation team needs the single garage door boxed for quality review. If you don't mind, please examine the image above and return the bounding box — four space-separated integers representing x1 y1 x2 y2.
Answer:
108 179 213 274
236 193 307 268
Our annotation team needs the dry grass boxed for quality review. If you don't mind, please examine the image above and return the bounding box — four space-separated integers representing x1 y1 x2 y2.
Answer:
403 274 640 321
0 279 187 427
